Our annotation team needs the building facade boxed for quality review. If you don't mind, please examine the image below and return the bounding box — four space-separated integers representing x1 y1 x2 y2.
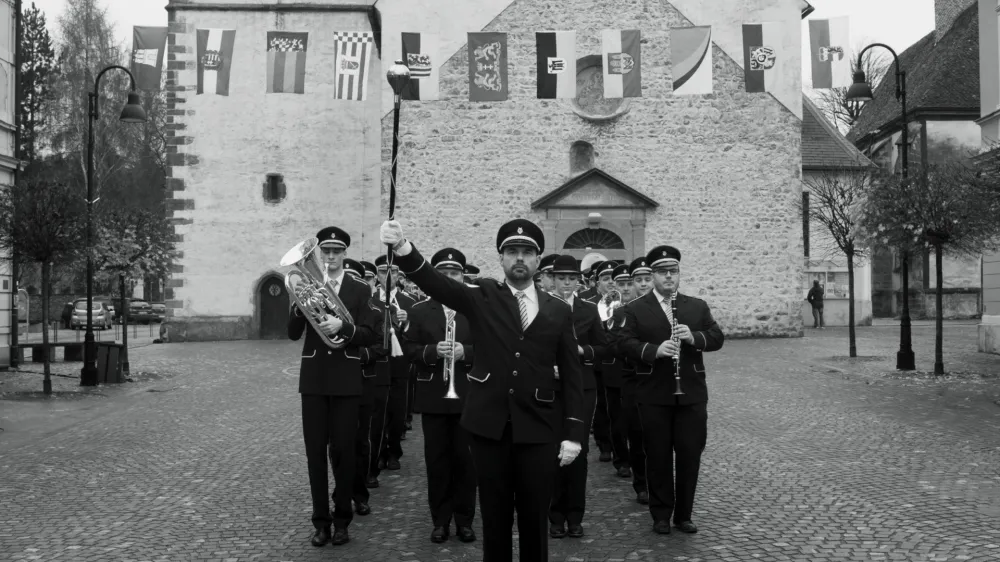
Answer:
163 0 807 341
0 0 16 367
977 0 1000 354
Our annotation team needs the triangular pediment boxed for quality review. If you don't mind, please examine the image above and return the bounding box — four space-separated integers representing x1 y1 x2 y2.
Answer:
531 168 658 210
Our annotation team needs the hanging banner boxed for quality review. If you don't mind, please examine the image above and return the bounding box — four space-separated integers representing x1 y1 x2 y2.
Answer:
468 32 508 102
131 26 168 91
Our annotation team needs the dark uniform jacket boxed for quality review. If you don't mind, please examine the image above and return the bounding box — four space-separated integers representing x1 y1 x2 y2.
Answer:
568 295 607 390
359 296 391 387
378 288 418 379
617 290 724 405
396 245 587 445
402 299 476 415
288 273 385 396
578 287 600 304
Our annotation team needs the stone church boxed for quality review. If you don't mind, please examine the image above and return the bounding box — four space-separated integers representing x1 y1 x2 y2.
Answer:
162 0 808 342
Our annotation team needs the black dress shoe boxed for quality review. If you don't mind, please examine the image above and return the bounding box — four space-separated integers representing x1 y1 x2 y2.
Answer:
311 526 331 546
567 524 584 538
387 457 401 470
366 476 379 489
456 526 476 542
598 451 612 462
616 466 632 478
354 501 371 516
674 520 698 533
430 526 449 543
405 420 413 431
377 458 386 470
637 491 649 505
653 520 672 534
549 522 567 538
331 527 350 545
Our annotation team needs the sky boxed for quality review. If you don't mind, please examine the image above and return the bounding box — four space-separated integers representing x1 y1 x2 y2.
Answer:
26 0 937 83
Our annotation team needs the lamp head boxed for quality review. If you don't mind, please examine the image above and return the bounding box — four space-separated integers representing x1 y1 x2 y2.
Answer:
386 59 411 95
120 92 147 123
845 70 874 102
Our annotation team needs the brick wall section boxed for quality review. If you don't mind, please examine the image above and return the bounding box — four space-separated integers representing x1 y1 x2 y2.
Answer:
380 0 804 337
936 0 977 39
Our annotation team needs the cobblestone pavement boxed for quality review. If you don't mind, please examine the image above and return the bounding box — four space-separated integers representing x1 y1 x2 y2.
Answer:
2 324 1000 561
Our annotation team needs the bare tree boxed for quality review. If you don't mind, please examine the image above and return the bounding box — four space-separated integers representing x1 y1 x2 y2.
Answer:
812 43 890 133
802 169 878 356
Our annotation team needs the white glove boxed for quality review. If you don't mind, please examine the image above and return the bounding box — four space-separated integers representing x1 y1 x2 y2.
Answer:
558 440 582 467
380 220 404 248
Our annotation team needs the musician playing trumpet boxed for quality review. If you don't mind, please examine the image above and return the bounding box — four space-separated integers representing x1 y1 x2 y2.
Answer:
401 248 478 544
617 245 723 536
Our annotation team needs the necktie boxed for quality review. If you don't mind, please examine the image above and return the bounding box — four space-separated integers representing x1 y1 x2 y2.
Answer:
663 297 674 324
516 291 530 331
332 280 339 295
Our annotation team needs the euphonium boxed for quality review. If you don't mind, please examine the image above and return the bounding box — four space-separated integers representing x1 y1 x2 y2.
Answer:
597 288 623 322
281 237 355 349
443 313 460 400
670 291 685 395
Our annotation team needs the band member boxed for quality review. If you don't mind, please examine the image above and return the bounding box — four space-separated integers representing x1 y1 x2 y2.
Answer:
374 255 417 471
363 294 392 488
618 246 724 535
577 263 599 302
548 254 606 539
617 257 652 504
361 260 378 294
601 263 634 479
465 264 480 281
402 248 479 544
381 218 585 562
537 254 558 293
331 259 376 516
288 227 383 547
590 260 617 462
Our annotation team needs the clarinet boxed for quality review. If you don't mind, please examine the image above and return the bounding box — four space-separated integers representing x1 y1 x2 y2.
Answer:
671 291 684 396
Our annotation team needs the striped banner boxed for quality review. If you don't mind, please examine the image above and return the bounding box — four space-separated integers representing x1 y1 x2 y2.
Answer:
197 28 237 96
808 17 851 89
536 31 576 99
266 32 307 94
131 26 167 91
742 22 785 94
602 29 641 98
401 32 440 101
670 26 713 95
333 31 374 101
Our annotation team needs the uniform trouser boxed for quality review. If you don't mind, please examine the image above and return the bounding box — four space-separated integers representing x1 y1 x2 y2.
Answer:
550 389 597 526
622 389 647 495
604 385 630 469
637 402 708 524
592 374 612 452
368 385 390 477
332 385 373 505
471 422 559 562
406 377 416 421
301 394 359 530
422 413 477 529
384 357 410 460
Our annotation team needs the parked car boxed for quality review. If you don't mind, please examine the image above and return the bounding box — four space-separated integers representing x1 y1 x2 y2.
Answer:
70 299 113 330
128 299 156 325
151 303 166 323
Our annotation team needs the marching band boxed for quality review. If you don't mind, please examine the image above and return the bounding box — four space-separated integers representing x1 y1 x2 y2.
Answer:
286 219 724 556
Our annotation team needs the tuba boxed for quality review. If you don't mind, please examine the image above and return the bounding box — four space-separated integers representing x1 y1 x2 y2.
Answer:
442 313 460 400
597 289 623 322
281 237 355 349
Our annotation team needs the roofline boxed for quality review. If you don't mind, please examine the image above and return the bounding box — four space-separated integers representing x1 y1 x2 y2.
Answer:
802 164 878 172
801 2 815 19
166 2 374 11
850 107 981 146
531 168 659 209
802 94 875 168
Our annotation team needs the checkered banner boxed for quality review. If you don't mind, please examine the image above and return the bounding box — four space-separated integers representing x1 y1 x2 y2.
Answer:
333 31 374 101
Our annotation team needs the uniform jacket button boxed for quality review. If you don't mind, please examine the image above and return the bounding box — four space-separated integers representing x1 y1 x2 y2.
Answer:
512 370 518 376
509 389 514 394
515 352 520 358
519 335 524 340
328 350 332 355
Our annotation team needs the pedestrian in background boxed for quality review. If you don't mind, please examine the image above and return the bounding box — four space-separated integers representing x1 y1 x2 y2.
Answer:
807 280 824 329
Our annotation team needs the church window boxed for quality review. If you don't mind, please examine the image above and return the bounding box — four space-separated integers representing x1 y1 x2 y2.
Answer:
263 173 286 204
570 141 594 175
563 228 625 250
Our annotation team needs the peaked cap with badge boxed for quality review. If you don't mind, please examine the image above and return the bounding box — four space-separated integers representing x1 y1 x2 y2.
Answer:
496 219 544 253
595 260 617 279
646 245 681 268
342 258 364 278
316 226 350 249
374 255 400 269
612 263 631 281
360 260 377 278
431 248 467 270
539 254 559 273
464 264 480 277
629 256 651 277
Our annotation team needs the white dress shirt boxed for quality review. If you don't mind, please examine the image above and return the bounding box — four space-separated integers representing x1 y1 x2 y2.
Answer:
508 282 539 326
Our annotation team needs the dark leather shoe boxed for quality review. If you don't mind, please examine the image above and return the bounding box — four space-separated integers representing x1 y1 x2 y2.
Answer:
674 520 698 533
366 476 379 489
405 420 413 431
637 491 649 505
387 457 401 470
430 526 449 543
331 527 350 545
599 451 612 462
653 520 672 534
377 458 386 470
311 526 331 546
354 501 371 516
549 522 567 538
456 526 476 542
616 466 632 478
567 524 584 538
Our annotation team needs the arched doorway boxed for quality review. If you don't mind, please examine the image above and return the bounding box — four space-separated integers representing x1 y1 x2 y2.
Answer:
258 275 288 339
561 227 628 264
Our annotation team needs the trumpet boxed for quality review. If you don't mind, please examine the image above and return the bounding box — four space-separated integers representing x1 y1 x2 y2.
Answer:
281 237 355 349
442 313 460 400
670 291 684 395
597 289 623 322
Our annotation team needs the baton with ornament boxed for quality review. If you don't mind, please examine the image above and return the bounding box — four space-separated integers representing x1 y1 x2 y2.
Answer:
384 60 411 349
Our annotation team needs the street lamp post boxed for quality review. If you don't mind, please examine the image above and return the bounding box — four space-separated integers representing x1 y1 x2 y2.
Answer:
846 43 915 371
80 66 147 386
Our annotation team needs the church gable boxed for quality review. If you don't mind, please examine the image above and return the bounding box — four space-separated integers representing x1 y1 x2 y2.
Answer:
532 169 658 209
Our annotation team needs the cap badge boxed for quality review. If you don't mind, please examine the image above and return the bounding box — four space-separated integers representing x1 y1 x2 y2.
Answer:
331 232 336 239
641 261 646 266
662 251 667 256
517 227 524 234
448 253 453 259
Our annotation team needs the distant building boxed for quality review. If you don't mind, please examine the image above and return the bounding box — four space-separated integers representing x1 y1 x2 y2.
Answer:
0 0 17 367
976 0 1000 353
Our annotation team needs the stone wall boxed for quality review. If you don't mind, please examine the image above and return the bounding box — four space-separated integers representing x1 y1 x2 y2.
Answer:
381 0 805 337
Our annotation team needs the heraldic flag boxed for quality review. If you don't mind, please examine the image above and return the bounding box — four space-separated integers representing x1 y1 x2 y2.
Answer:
468 32 508 102
401 32 440 101
808 17 851 89
131 26 167 91
536 31 577 99
742 22 788 94
197 28 237 96
333 31 374 101
266 32 308 94
602 29 642 98
670 26 713 95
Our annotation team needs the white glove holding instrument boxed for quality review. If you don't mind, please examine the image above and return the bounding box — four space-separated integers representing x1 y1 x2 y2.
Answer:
558 440 582 467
